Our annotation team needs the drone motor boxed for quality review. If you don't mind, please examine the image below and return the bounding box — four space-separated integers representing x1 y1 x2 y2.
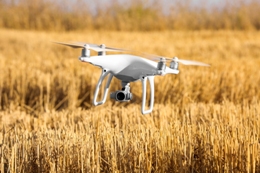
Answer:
81 44 90 57
157 58 166 75
98 44 106 56
170 57 179 70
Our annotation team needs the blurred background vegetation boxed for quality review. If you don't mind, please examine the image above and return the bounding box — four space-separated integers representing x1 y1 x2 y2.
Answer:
0 0 260 31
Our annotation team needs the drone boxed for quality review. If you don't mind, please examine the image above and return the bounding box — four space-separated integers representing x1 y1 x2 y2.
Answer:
55 42 210 114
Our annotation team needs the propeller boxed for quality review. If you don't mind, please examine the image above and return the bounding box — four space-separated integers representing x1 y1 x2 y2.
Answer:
170 57 210 66
147 55 210 67
53 41 129 52
54 41 210 66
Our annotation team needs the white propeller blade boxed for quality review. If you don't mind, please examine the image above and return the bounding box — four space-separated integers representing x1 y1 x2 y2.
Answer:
146 55 210 67
170 58 210 67
54 41 210 67
53 41 129 52
53 42 84 48
178 60 210 66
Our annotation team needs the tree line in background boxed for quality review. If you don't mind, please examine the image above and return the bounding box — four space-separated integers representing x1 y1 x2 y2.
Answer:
0 0 260 31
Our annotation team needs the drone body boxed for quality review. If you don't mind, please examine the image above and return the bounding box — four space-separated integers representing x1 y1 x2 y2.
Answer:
55 42 209 114
81 54 179 81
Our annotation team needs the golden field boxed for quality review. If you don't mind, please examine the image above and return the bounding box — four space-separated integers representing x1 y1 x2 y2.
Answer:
0 29 260 172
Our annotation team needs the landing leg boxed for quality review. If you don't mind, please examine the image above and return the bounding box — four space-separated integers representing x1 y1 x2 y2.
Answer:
93 69 113 106
141 76 155 114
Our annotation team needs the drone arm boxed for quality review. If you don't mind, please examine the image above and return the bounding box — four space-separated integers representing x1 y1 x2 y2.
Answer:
141 76 155 114
93 69 113 106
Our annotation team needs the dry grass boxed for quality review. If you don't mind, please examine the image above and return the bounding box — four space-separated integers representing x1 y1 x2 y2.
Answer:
0 0 260 31
0 29 260 172
1 102 260 172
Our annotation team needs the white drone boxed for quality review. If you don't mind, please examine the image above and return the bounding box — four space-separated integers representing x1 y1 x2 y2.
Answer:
55 42 210 114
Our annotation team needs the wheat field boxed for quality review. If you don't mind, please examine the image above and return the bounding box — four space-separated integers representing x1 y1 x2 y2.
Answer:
0 29 260 172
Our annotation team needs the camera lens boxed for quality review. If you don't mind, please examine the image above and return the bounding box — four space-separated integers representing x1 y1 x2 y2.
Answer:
116 92 125 101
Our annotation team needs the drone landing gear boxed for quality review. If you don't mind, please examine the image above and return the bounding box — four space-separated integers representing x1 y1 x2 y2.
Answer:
141 76 154 114
93 69 113 106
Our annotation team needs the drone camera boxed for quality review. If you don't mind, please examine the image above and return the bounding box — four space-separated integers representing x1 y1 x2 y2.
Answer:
110 91 133 101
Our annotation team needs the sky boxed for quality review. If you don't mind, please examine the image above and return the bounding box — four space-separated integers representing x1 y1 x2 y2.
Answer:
65 0 255 15
76 0 228 15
